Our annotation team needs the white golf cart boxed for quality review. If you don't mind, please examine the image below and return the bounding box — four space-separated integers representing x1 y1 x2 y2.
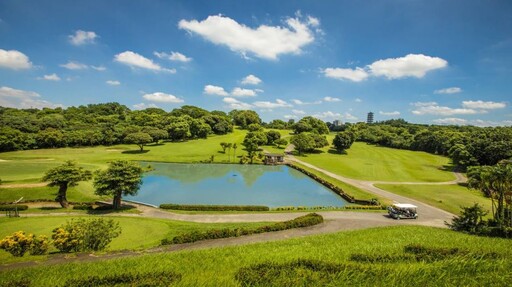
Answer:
387 203 418 220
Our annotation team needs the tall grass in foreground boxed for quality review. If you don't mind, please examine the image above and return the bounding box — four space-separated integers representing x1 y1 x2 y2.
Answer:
1 226 510 286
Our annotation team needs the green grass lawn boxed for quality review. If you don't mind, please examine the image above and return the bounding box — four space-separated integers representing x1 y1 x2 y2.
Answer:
0 215 270 264
1 225 510 286
0 182 101 203
297 139 455 182
375 183 492 215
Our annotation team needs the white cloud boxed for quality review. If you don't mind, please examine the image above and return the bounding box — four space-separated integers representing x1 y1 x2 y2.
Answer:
283 115 297 119
68 30 98 45
368 54 447 79
231 87 258 97
133 103 158 110
312 111 341 119
106 80 120 86
344 113 358 121
0 86 61 109
91 65 106 71
322 67 369 82
323 96 341 102
434 87 462 94
252 99 292 108
379 111 401 116
143 92 184 103
60 61 88 70
462 100 506 109
412 105 480 116
154 51 192 62
307 16 320 27
204 85 229 96
241 74 262 85
223 97 252 109
0 49 32 70
178 13 318 60
291 99 322 105
432 118 468 125
292 109 305 115
354 98 362 103
38 73 61 81
114 51 175 73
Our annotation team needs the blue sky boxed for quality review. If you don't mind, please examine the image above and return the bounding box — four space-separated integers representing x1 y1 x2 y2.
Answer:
0 0 511 126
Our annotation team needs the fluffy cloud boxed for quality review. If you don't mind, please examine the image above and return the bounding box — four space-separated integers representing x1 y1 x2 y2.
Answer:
68 30 98 45
344 113 358 121
252 99 292 108
241 74 262 85
322 67 369 82
106 80 120 86
354 98 362 103
154 51 192 62
379 111 400 116
38 73 61 81
178 14 317 60
411 101 438 107
91 66 106 71
312 111 342 119
204 85 229 96
223 97 252 109
432 118 468 125
292 109 305 115
133 103 158 110
434 87 462 94
0 86 61 109
143 92 184 103
291 99 321 105
0 49 32 70
324 54 447 82
283 115 297 119
231 87 258 97
323 96 341 102
412 105 479 116
368 54 447 79
114 51 175 73
462 100 506 109
60 61 88 70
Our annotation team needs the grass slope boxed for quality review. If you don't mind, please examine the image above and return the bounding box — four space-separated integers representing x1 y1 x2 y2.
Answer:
376 183 492 215
297 139 455 182
0 226 510 286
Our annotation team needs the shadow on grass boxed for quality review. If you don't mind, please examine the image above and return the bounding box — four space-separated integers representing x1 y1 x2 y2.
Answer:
146 143 164 147
87 204 137 214
327 149 347 155
121 150 150 154
440 164 457 172
39 206 63 210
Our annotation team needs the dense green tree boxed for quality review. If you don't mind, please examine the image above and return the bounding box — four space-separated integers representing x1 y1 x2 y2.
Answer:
189 119 212 139
333 132 354 153
247 123 263 132
267 119 288 130
93 160 144 209
293 116 329 135
291 133 316 155
42 161 92 208
167 120 191 141
124 132 153 151
265 130 281 145
142 126 168 143
231 110 262 129
242 132 267 163
275 138 288 148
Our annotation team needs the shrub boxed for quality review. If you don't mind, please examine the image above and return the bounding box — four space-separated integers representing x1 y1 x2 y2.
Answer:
0 232 48 257
72 203 93 210
445 203 488 234
164 213 323 245
159 203 269 211
52 218 121 252
0 205 28 211
64 270 181 286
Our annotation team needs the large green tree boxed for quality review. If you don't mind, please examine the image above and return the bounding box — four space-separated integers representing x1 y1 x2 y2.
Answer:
242 132 267 163
124 132 153 151
291 133 316 155
42 161 92 208
93 160 144 209
333 132 354 153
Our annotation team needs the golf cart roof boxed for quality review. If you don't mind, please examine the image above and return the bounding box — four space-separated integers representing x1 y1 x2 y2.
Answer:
392 203 417 209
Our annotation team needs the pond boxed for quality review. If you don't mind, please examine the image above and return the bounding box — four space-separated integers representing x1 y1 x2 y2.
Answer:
125 163 350 208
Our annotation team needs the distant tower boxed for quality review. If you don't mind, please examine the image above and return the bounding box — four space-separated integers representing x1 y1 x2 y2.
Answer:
367 112 374 124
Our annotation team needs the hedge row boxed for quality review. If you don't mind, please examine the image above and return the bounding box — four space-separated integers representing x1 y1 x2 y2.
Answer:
159 203 269 211
0 205 28 211
64 271 181 286
344 205 386 210
162 213 323 245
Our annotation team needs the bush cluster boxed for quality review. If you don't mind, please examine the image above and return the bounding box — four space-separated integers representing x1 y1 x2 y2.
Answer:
0 231 49 257
64 270 182 286
0 205 29 211
159 203 269 211
163 213 323 245
52 218 121 252
344 205 385 210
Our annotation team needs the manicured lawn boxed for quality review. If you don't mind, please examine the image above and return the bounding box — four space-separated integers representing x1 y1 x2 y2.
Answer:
0 182 101 203
1 225 510 286
0 215 270 264
297 139 455 182
375 183 492 215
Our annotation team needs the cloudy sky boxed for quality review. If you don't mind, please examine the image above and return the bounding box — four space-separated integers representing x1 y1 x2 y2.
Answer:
0 0 511 126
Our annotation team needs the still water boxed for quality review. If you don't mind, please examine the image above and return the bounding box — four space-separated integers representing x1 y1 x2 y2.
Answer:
126 163 349 207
